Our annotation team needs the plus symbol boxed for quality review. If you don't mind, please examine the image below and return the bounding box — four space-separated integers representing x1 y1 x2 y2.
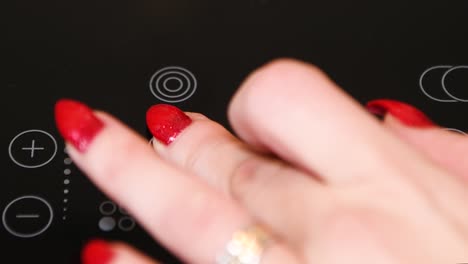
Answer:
21 140 45 158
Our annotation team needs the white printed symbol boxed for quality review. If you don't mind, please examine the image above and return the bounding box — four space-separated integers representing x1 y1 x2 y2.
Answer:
149 66 197 103
420 65 468 102
21 140 45 158
98 201 135 232
2 196 54 238
9 130 57 169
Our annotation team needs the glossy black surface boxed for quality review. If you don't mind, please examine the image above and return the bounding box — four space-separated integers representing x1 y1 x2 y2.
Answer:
3 1 468 263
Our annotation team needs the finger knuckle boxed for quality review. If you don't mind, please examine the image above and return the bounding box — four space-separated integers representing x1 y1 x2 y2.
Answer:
230 157 281 199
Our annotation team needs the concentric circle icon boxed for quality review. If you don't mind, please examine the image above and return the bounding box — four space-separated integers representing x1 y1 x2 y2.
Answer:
149 66 197 103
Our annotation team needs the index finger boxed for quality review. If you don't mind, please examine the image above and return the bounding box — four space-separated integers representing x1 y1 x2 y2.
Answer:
55 99 298 264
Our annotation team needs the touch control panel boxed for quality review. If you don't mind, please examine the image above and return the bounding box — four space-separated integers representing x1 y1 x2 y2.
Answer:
3 1 468 263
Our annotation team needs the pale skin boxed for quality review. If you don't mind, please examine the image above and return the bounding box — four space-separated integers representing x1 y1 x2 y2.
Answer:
68 59 468 263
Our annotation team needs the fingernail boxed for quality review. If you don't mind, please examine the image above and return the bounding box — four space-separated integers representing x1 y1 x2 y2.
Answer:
82 239 114 264
146 104 192 145
150 137 166 154
366 99 435 128
55 99 104 153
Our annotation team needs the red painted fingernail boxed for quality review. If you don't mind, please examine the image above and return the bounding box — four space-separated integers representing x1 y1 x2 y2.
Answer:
82 239 114 264
55 99 104 153
366 99 435 128
146 104 192 145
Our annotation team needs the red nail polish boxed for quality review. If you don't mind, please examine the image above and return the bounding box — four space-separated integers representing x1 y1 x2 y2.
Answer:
146 104 192 145
82 239 114 264
366 99 435 128
55 99 104 153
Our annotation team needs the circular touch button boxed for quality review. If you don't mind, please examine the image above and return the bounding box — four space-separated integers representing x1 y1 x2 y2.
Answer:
420 65 468 102
149 66 197 103
2 196 54 238
9 130 58 169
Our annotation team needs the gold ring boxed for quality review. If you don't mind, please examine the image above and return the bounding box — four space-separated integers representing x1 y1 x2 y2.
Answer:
217 225 272 264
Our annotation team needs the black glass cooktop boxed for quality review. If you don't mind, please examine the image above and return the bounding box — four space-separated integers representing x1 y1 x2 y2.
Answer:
2 1 468 263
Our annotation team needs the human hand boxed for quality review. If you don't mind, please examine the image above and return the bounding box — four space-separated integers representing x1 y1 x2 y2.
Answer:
55 59 468 264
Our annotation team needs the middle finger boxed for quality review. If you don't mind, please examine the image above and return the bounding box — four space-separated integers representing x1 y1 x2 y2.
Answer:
146 105 329 243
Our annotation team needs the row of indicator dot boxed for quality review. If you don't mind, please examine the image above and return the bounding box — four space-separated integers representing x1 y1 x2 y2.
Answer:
63 149 72 220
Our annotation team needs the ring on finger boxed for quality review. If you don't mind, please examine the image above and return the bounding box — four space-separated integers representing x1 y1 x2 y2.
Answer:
217 224 272 264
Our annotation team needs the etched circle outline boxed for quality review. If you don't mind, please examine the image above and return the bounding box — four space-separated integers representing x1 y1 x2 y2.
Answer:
444 128 467 135
163 77 184 92
2 195 54 238
149 66 197 103
155 71 191 99
154 71 191 99
99 201 117 216
442 66 468 102
419 65 456 102
118 217 136 231
8 130 58 169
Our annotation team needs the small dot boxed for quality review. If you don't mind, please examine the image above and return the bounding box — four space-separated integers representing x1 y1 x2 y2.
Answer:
64 169 71 175
64 189 69 194
63 199 68 203
63 208 68 211
64 179 70 185
63 216 67 220
64 158 72 165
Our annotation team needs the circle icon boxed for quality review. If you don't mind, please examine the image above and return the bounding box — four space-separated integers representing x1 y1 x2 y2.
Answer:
442 66 468 102
420 65 468 102
99 201 117 216
2 196 54 238
8 130 57 169
118 217 136 232
149 66 197 103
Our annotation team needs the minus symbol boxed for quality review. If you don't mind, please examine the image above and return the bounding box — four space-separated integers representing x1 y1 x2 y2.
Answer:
16 214 40 219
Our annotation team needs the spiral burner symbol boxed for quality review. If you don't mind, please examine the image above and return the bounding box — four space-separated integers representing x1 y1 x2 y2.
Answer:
149 66 197 103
